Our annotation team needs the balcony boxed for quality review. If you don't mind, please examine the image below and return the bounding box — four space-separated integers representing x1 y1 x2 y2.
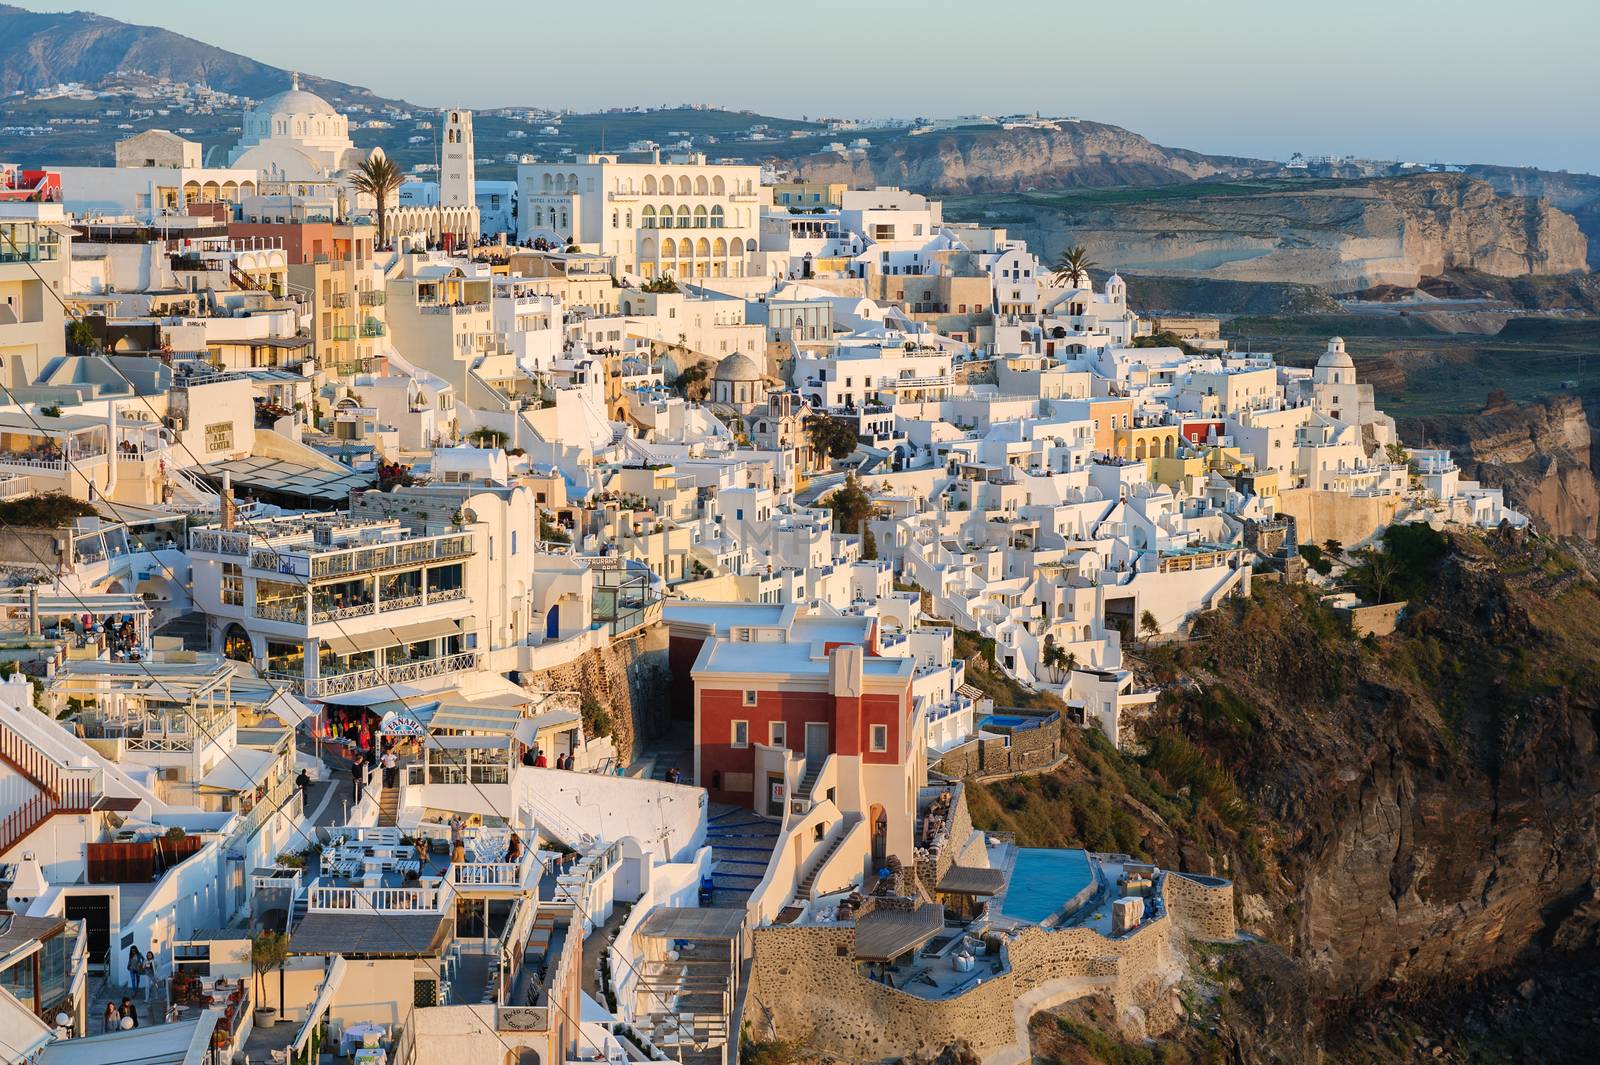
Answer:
329 325 356 341
327 292 351 309
305 878 450 914
251 534 472 580
360 320 386 338
304 651 481 698
359 290 386 306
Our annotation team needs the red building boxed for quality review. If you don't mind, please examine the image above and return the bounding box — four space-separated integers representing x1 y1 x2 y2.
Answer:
669 603 923 863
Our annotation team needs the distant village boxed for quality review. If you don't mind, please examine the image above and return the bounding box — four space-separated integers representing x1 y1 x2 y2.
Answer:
0 76 1524 1065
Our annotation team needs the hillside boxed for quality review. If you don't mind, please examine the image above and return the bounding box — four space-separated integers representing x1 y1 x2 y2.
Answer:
964 527 1600 1062
795 120 1276 194
947 173 1589 291
0 3 390 105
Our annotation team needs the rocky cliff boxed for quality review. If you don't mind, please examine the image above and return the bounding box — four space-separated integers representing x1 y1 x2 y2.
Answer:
971 528 1600 1061
950 174 1588 291
796 121 1272 193
1403 393 1600 541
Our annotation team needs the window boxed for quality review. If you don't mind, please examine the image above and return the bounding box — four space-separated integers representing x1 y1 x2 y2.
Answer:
870 724 888 752
221 563 243 606
743 689 758 706
769 722 786 747
731 720 749 748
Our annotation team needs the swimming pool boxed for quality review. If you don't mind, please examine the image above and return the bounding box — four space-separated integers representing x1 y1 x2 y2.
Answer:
979 712 1056 732
999 848 1096 925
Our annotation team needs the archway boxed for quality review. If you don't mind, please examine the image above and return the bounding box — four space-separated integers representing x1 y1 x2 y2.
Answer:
869 804 888 866
221 623 252 663
545 605 560 640
504 1050 540 1065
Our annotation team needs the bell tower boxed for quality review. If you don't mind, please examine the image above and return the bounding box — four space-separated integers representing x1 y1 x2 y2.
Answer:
440 109 476 209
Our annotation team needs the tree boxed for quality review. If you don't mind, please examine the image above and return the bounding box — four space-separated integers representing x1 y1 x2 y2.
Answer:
251 930 290 1016
1051 244 1097 286
806 414 860 463
1322 539 1344 560
642 274 679 294
467 427 508 448
1139 609 1160 644
348 152 404 248
861 526 878 561
1385 442 1412 467
66 319 99 355
825 474 872 537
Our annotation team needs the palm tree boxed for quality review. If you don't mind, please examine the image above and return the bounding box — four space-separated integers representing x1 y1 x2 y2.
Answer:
1052 244 1097 286
348 153 403 248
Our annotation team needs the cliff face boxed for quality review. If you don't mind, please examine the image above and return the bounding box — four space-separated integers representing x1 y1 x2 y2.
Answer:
796 121 1271 193
1403 394 1600 541
953 174 1588 291
971 530 1600 1060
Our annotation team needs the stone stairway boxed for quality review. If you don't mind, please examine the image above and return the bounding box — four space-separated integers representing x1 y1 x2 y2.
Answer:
794 814 861 901
705 804 779 908
153 610 209 652
377 784 400 827
795 762 823 801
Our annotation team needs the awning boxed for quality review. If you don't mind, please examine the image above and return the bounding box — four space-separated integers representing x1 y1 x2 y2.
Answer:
853 902 945 961
392 618 462 643
429 702 525 734
513 709 581 746
198 747 277 792
322 630 394 656
936 865 1007 897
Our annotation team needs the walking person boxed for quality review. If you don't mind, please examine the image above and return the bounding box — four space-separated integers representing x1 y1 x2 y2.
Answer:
382 749 397 788
142 948 158 1004
103 1001 119 1033
126 944 143 992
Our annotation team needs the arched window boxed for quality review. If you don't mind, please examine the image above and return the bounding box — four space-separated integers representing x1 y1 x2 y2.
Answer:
641 205 655 228
626 210 632 227
659 173 673 195
710 205 724 228
659 204 674 228
731 237 745 257
695 238 710 257
694 175 709 195
694 205 708 228
712 175 726 195
713 237 727 257
677 205 690 226
642 175 657 195
676 175 691 196
661 237 676 258
542 174 553 193
611 210 618 228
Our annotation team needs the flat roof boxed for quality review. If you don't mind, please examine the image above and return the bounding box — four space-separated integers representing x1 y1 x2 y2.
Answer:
288 912 447 957
936 865 1006 897
197 455 372 502
853 902 945 962
636 906 746 942
40 1010 221 1065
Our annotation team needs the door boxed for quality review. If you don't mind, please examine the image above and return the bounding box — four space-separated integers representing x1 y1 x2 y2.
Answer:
65 894 111 972
804 723 830 770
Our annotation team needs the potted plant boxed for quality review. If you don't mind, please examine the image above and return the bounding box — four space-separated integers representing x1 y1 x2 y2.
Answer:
251 931 289 1028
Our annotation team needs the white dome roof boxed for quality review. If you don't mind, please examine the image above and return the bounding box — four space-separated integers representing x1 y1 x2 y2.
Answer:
1318 336 1354 369
254 74 339 119
713 352 763 383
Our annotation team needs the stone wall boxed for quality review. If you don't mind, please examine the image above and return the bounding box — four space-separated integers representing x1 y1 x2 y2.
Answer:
933 715 1062 779
1162 872 1237 942
746 867 1234 1062
1275 488 1402 551
517 623 669 762
913 784 975 896
1337 601 1407 638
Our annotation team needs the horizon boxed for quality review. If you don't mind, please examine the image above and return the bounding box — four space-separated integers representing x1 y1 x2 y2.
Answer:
7 0 1600 175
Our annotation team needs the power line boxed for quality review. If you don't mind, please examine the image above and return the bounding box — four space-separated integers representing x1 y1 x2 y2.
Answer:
0 225 714 1058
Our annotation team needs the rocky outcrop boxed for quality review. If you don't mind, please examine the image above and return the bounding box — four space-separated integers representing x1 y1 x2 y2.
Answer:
796 120 1273 194
1404 393 1600 541
515 628 670 763
955 174 1588 291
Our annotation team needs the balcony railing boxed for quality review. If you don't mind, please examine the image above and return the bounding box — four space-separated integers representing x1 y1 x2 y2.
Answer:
359 290 386 306
360 321 386 338
306 879 449 914
191 529 252 556
255 600 307 623
327 292 351 308
304 651 481 698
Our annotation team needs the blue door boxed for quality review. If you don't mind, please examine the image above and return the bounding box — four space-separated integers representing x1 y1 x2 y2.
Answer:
545 605 559 639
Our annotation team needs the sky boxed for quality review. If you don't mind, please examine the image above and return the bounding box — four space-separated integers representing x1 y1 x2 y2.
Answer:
14 0 1600 173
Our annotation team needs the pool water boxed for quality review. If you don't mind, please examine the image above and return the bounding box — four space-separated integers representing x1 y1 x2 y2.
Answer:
980 714 1032 730
999 848 1096 925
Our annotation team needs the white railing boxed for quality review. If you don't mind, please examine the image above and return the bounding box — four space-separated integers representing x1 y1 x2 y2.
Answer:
305 879 449 914
305 652 481 698
448 859 527 888
0 474 30 500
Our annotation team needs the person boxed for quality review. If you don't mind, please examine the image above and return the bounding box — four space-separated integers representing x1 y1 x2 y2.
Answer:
665 765 681 784
521 746 536 767
104 1001 119 1033
127 944 143 991
533 749 547 768
553 752 565 771
143 949 157 1003
450 816 466 866
352 763 364 802
121 998 138 1028
296 768 311 796
382 749 398 788
506 832 522 865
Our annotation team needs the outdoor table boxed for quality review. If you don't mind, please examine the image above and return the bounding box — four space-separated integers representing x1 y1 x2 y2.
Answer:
342 1023 386 1055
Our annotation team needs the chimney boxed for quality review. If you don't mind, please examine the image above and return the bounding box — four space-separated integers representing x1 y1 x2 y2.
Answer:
8 852 48 910
27 583 39 637
220 471 236 531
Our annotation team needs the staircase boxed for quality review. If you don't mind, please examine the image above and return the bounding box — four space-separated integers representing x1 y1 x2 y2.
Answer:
377 784 399 828
794 814 861 901
167 465 221 511
795 762 824 802
0 713 96 856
